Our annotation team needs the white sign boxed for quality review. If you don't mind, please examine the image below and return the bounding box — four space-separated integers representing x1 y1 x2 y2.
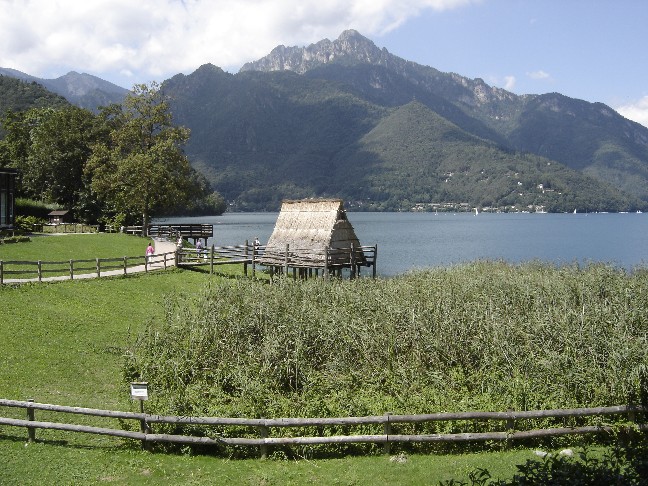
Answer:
130 382 149 400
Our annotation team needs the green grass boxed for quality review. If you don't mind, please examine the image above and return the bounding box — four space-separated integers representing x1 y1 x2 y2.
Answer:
0 439 540 485
0 265 539 484
0 234 639 484
0 233 162 279
0 233 150 262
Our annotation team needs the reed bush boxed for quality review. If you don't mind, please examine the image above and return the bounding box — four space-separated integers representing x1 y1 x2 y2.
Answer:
124 262 648 455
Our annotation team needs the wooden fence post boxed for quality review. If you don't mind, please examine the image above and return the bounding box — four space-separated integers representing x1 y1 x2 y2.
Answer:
139 400 151 451
69 259 74 280
324 248 329 279
244 240 249 277
259 420 269 459
123 256 127 275
210 245 214 274
1 260 4 284
383 412 392 455
506 408 515 448
350 244 356 279
96 258 101 277
372 245 378 279
252 245 257 277
284 244 289 276
37 261 42 282
27 398 36 442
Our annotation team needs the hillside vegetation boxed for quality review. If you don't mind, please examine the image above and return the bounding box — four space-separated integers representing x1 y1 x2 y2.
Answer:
154 30 648 212
126 262 648 456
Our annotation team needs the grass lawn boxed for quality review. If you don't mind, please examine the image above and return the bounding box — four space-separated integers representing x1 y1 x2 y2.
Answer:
0 234 567 484
0 233 151 262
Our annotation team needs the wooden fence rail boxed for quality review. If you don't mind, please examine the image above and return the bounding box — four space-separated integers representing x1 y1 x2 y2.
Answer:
0 251 176 284
176 243 258 274
0 399 644 458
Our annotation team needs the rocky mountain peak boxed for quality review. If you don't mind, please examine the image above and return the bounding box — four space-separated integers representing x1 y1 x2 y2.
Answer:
240 29 386 74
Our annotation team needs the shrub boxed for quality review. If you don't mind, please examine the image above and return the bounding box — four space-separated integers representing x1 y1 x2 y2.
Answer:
124 262 648 456
14 215 46 233
0 235 31 244
442 441 648 485
15 198 56 219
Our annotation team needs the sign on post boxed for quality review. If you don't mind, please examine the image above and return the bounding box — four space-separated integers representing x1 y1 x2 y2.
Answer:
130 382 149 401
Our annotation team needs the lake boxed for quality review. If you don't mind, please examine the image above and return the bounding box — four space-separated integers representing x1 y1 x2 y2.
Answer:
156 212 648 276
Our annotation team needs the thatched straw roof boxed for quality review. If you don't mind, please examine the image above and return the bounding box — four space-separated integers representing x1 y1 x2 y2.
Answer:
259 199 364 267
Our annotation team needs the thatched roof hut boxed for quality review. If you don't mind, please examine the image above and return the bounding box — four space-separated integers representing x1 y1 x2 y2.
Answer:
259 199 365 268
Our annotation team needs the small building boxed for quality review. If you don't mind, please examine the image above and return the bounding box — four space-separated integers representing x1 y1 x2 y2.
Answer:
0 168 17 229
259 199 375 278
48 210 72 224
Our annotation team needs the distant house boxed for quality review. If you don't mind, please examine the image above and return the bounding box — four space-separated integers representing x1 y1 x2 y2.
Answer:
48 210 72 224
0 168 17 229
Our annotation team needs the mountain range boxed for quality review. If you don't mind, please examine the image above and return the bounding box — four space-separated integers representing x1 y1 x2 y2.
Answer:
0 67 128 111
2 30 648 212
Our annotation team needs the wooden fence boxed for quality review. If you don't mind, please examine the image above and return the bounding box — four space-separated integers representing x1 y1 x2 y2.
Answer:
33 223 100 234
177 243 379 279
176 242 260 276
0 398 644 457
0 251 176 284
123 224 213 241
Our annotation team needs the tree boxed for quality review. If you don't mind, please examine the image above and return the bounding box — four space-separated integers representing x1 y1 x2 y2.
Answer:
25 106 99 209
87 82 206 234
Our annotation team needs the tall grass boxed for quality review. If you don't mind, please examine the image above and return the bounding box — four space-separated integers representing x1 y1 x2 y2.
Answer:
125 262 648 454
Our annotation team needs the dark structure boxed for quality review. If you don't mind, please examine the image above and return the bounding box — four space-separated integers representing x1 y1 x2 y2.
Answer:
48 210 72 224
0 168 17 229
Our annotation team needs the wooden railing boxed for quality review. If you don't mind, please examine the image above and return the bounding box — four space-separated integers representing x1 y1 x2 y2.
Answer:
123 224 213 240
27 223 100 234
0 251 176 284
176 243 261 276
0 399 644 458
259 244 378 278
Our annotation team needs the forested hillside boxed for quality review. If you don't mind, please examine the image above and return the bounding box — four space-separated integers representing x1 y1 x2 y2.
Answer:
163 63 644 212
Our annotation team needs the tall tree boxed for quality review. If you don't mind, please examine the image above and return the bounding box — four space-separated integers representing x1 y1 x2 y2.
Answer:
87 82 205 233
24 106 98 210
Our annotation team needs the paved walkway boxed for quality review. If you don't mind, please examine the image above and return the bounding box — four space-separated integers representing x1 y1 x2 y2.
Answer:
2 237 178 284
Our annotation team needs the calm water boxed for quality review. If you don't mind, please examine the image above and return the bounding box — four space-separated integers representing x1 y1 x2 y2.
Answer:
156 212 648 276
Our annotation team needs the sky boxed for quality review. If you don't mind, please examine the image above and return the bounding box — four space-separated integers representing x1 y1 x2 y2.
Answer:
1 0 647 126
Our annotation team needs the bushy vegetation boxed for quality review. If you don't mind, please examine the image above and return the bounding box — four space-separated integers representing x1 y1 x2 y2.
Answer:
0 83 226 226
443 442 648 485
124 262 648 456
15 197 57 218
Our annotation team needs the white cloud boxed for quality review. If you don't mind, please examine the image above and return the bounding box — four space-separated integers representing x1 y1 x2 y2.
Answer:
0 0 480 88
616 96 648 128
503 75 516 90
527 70 551 80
